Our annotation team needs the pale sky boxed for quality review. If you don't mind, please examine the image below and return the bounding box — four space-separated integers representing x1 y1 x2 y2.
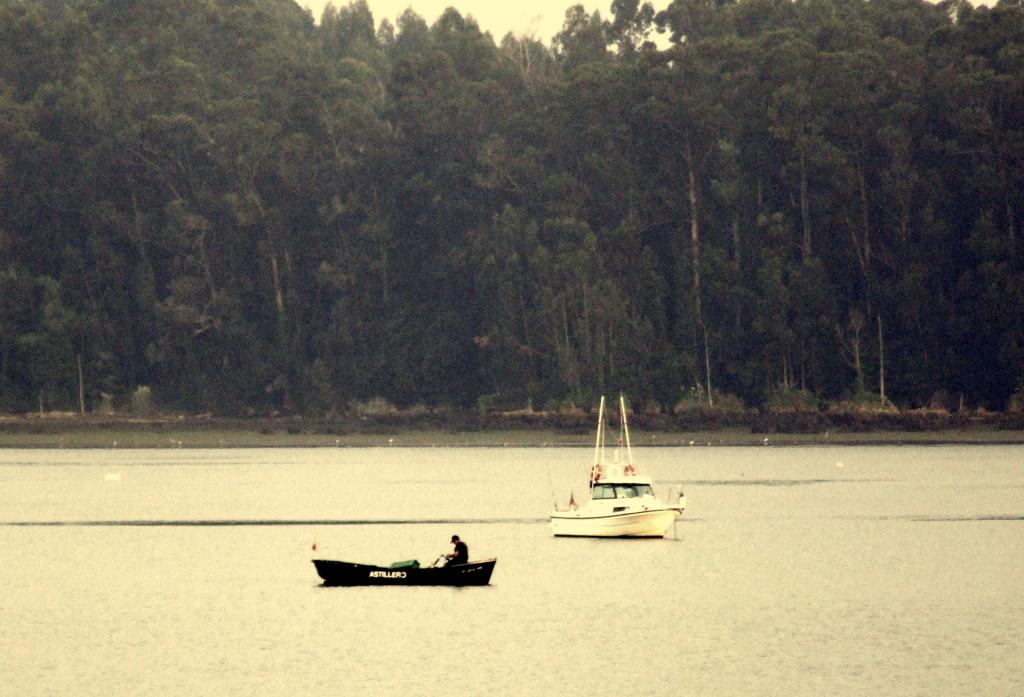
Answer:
298 0 990 47
299 0 651 45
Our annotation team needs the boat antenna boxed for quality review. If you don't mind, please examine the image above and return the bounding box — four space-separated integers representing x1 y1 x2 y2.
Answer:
591 395 605 492
620 393 634 469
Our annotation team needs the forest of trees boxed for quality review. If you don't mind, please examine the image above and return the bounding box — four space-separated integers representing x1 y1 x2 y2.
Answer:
1 0 1022 417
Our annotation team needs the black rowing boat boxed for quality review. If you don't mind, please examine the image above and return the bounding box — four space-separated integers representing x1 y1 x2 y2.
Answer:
313 558 497 586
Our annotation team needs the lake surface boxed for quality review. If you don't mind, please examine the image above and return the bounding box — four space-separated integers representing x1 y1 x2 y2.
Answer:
2 445 1022 696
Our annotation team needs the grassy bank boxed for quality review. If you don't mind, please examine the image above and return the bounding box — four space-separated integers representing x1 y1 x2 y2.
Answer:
2 413 1023 448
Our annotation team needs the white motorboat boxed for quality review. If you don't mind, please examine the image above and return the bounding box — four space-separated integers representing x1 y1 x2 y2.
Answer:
550 395 685 538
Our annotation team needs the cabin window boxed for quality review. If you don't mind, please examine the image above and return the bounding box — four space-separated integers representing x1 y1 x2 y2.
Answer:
613 484 654 498
592 484 654 499
618 481 651 497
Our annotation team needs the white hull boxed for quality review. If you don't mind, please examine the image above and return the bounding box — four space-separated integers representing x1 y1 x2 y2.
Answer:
550 506 681 538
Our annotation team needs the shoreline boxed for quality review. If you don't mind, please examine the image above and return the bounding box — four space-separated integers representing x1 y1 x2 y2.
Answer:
1 413 1023 448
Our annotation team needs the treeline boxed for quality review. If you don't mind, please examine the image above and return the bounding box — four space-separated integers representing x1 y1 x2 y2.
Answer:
1 0 1022 416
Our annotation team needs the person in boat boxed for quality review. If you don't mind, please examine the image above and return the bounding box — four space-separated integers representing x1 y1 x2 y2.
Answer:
446 534 468 567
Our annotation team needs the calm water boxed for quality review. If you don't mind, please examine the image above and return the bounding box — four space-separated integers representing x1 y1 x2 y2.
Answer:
2 445 1022 696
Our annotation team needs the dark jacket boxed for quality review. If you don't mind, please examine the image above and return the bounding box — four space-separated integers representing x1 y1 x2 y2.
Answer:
449 540 468 566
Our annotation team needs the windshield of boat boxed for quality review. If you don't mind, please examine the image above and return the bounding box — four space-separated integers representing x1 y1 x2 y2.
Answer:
591 483 654 499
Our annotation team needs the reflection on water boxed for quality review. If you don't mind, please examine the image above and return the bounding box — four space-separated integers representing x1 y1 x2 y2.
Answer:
6 517 548 526
9 513 1023 526
683 477 888 486
911 514 1024 522
2 445 1023 697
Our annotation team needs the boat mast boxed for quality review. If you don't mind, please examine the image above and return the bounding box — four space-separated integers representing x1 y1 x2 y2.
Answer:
620 394 634 469
591 395 605 491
